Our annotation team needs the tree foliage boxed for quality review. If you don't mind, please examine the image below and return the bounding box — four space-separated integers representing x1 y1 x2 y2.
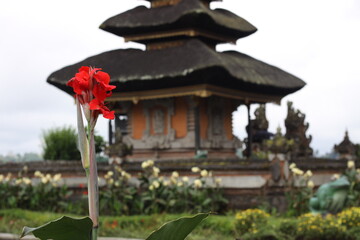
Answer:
42 126 81 161
42 126 107 161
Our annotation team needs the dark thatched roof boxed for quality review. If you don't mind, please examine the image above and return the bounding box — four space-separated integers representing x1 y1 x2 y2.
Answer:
334 131 356 155
99 0 257 42
47 39 305 98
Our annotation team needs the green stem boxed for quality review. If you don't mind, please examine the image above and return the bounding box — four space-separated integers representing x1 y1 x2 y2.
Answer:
86 125 99 240
92 227 98 240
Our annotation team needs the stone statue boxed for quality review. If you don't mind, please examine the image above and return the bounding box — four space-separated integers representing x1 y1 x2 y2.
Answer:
244 104 273 156
309 176 350 214
107 126 133 163
285 101 313 157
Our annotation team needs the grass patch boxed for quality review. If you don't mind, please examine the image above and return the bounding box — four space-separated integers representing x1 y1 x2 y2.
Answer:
0 209 235 240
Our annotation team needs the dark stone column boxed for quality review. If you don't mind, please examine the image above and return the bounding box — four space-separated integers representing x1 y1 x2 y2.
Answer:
108 120 113 145
194 104 200 152
247 104 252 158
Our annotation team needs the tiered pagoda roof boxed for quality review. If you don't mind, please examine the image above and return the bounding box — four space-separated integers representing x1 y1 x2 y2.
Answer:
334 131 356 155
47 0 305 104
100 0 257 44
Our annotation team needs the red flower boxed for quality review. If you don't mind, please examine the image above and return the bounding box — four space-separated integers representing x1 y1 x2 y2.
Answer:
67 66 116 120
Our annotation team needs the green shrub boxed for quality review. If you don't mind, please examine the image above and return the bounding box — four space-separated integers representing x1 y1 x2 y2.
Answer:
0 170 71 212
235 209 270 236
42 125 106 160
42 126 81 160
99 161 228 215
347 226 360 240
296 213 347 240
337 207 360 229
278 219 298 236
285 163 314 217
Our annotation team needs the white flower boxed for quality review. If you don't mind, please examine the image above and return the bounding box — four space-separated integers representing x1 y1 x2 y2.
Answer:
194 179 202 188
53 174 62 182
45 174 52 181
15 179 23 185
23 177 32 185
215 178 222 185
0 174 4 182
304 170 313 178
152 180 160 189
142 160 154 169
182 176 189 182
34 171 43 178
177 182 184 187
191 167 201 173
121 171 131 181
104 171 114 179
289 163 296 169
115 166 122 172
163 181 170 186
347 160 355 169
332 174 340 180
171 171 179 178
152 167 160 177
307 180 315 188
170 177 177 185
108 178 114 185
4 173 12 182
200 170 208 177
149 185 155 191
41 177 49 184
114 181 120 187
291 168 304 176
141 161 148 169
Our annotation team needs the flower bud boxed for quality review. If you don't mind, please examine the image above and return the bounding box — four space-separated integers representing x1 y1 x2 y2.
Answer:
194 179 202 188
191 167 201 173
347 160 355 169
307 180 315 188
200 170 208 177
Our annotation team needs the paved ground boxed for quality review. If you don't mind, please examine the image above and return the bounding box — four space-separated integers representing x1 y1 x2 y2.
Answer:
0 233 142 240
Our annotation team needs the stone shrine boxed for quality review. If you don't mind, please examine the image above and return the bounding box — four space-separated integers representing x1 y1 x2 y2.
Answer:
284 101 313 157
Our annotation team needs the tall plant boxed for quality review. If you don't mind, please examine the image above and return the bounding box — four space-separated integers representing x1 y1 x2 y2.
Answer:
21 66 208 240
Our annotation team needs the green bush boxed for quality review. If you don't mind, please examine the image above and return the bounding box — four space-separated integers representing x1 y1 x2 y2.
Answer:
285 163 315 217
235 209 270 236
42 126 81 160
337 207 360 229
0 170 71 212
278 219 298 236
296 213 347 240
99 161 228 215
42 125 106 160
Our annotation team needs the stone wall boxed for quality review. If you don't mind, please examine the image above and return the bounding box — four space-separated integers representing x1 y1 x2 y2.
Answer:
0 157 355 211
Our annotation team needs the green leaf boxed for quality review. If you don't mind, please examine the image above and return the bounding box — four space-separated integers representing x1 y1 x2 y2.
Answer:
146 213 209 240
20 216 92 240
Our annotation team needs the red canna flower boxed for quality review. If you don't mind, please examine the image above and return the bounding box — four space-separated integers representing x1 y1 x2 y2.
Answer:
67 66 116 120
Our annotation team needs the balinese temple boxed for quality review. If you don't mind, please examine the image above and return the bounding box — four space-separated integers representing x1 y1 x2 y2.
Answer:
334 131 357 160
47 0 305 161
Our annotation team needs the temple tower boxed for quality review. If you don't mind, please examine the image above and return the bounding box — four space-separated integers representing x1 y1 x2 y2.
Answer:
47 0 305 161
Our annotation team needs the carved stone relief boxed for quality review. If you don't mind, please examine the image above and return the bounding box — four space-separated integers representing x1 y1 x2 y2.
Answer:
203 96 239 149
126 98 176 149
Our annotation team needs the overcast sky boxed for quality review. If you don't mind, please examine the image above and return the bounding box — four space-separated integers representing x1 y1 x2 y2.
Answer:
1 0 359 157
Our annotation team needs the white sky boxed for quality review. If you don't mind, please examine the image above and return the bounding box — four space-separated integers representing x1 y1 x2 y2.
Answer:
1 0 359 156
